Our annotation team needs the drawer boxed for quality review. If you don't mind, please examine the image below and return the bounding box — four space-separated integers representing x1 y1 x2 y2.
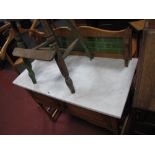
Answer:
67 103 118 132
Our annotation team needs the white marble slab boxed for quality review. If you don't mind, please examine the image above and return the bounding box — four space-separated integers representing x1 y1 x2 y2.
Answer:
13 56 138 118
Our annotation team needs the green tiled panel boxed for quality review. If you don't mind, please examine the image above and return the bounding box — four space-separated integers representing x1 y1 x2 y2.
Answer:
58 37 124 54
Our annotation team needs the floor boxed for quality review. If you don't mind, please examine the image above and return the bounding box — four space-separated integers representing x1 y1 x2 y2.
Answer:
0 65 110 135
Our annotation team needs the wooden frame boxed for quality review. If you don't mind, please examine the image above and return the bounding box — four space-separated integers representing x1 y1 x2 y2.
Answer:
29 90 119 134
54 26 132 67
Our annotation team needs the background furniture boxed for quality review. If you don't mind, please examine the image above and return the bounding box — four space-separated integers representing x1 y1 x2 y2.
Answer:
0 22 24 74
122 20 155 134
0 20 43 74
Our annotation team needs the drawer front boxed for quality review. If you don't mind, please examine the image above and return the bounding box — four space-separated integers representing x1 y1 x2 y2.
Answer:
67 104 118 132
29 91 59 106
28 90 119 132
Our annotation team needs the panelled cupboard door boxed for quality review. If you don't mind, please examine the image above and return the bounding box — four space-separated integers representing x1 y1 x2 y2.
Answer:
133 29 155 111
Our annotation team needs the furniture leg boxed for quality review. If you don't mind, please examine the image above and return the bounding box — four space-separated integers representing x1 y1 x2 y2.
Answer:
124 49 130 67
67 20 94 60
55 51 75 93
121 109 137 134
110 118 119 134
23 58 37 84
10 20 37 83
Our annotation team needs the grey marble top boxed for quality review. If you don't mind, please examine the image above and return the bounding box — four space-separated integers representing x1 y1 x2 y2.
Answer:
13 56 138 118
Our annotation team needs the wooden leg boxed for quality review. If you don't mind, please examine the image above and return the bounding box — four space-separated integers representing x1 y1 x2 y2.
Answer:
124 49 129 67
125 59 129 67
79 38 94 60
121 109 137 134
23 58 37 84
55 51 75 94
10 21 37 81
67 20 94 60
111 118 119 134
121 114 130 134
124 36 132 67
